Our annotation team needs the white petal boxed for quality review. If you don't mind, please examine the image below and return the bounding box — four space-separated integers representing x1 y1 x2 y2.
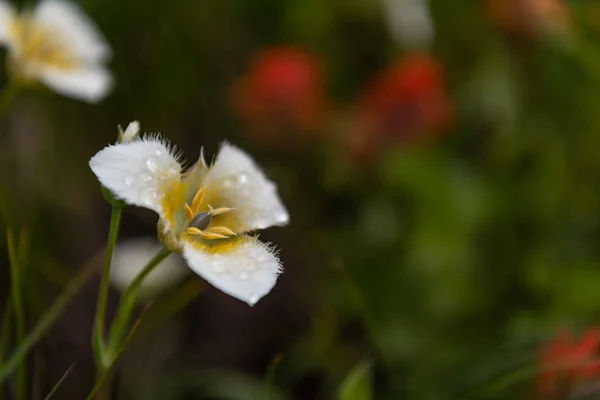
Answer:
34 0 110 63
203 143 289 232
110 238 188 299
0 1 15 45
38 66 113 103
89 136 182 214
182 237 282 306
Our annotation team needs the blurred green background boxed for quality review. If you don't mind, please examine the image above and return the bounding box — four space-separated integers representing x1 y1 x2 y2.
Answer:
4 0 600 398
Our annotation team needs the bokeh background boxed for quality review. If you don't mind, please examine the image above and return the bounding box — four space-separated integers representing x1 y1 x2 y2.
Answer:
3 0 600 398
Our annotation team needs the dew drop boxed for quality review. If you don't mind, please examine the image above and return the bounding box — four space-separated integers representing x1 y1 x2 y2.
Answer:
212 255 225 273
248 294 259 305
124 176 134 186
146 156 158 172
141 174 153 182
223 176 236 189
155 149 163 156
167 165 179 176
238 173 249 185
239 271 248 280
140 189 158 206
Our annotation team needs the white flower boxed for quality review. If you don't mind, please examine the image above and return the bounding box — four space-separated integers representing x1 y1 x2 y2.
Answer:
89 130 289 306
110 238 188 300
380 0 434 50
0 0 112 103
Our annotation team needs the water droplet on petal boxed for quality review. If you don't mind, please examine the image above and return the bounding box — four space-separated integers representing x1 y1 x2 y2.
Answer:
155 149 163 156
141 174 153 182
146 156 158 172
238 173 249 185
223 176 236 189
239 271 248 280
212 255 225 273
140 189 158 206
248 294 259 305
124 176 134 186
167 166 179 176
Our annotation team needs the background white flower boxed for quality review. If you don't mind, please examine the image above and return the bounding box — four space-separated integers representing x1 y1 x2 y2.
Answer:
380 0 434 50
90 131 289 306
0 0 112 103
110 237 189 300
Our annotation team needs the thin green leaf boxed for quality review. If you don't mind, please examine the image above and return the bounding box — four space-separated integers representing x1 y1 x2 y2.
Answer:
0 253 100 384
86 302 152 400
44 362 76 400
338 359 373 400
7 228 27 400
264 354 283 400
0 300 12 400
140 279 203 332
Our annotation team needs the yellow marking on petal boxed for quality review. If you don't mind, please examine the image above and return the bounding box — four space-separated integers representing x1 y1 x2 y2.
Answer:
182 233 249 255
186 227 205 236
184 204 194 221
207 226 236 237
160 179 189 230
208 207 235 217
191 186 205 213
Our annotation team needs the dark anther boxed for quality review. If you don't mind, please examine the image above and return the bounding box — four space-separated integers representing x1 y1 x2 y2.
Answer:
189 212 212 231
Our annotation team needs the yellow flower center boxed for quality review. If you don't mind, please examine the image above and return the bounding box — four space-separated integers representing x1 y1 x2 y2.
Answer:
183 186 237 240
8 15 78 78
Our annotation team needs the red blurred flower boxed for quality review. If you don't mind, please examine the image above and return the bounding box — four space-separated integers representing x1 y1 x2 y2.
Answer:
349 54 452 161
232 47 326 147
538 328 600 398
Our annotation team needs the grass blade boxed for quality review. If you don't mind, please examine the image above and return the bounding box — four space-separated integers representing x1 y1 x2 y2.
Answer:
7 229 27 400
44 362 76 400
86 303 152 400
0 253 100 384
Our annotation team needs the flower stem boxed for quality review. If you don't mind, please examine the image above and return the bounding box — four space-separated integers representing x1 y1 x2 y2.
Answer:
0 80 24 121
107 247 172 350
93 205 122 369
7 229 26 400
125 247 172 298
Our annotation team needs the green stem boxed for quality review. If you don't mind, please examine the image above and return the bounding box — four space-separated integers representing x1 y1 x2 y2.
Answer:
7 230 26 400
124 247 172 299
93 206 122 369
0 80 24 121
107 247 172 350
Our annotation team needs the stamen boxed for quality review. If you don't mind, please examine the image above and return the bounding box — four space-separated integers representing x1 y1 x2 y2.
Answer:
198 232 228 240
191 186 205 213
184 204 194 221
186 227 204 236
207 226 236 237
208 207 235 217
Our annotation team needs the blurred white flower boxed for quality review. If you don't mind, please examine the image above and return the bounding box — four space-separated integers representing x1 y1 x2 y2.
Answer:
0 0 112 103
380 0 434 50
90 129 289 306
111 238 188 299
